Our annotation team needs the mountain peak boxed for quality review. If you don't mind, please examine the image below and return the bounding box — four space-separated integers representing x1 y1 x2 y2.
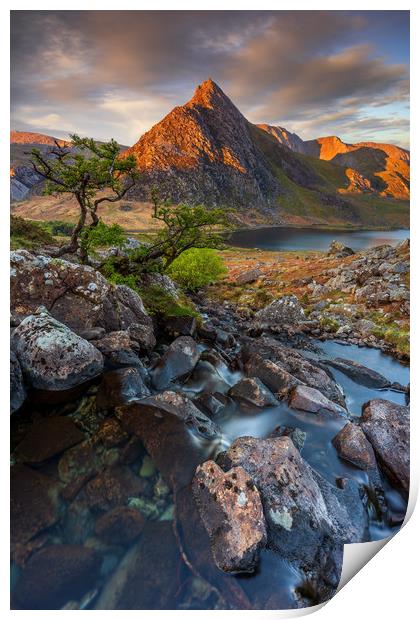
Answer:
189 78 232 109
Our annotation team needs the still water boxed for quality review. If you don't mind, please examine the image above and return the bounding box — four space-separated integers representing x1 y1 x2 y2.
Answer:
228 227 409 251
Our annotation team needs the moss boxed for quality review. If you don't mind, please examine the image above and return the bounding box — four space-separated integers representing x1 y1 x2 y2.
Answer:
10 215 55 249
319 316 340 333
140 285 201 321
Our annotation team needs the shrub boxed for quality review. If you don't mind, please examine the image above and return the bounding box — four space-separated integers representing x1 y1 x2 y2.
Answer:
80 221 126 257
167 248 227 291
42 220 75 237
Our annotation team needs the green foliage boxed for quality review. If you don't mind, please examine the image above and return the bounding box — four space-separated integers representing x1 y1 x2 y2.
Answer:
166 248 227 291
41 220 75 237
140 285 201 320
319 315 340 333
10 216 54 249
80 220 126 256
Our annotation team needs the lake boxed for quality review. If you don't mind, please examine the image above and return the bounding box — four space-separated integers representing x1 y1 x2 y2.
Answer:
227 227 409 251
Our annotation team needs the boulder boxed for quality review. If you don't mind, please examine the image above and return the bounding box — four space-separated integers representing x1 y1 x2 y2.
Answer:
84 465 143 513
236 268 263 285
192 461 267 573
327 240 354 258
127 323 156 352
332 422 377 470
164 315 197 337
361 399 409 495
288 385 347 417
13 544 101 610
324 358 391 389
254 295 305 328
152 336 200 389
229 377 278 407
96 367 151 408
94 506 146 545
10 350 26 413
12 311 103 391
244 354 300 395
194 391 230 417
14 417 85 464
269 426 306 452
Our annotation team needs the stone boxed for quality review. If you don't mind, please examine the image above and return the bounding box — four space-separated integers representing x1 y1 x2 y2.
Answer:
14 416 85 464
164 315 197 337
327 240 354 258
85 465 143 512
10 350 26 413
192 460 267 573
324 358 391 389
193 391 229 417
332 422 377 470
269 426 306 452
236 268 262 285
361 399 409 495
13 544 101 610
11 466 61 557
288 385 347 417
92 330 132 353
228 377 278 407
127 322 156 352
12 311 103 391
96 367 151 408
152 336 200 389
94 506 146 544
244 354 300 395
254 295 305 328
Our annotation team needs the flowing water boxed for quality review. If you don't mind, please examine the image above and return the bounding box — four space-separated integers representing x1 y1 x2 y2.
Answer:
227 227 409 251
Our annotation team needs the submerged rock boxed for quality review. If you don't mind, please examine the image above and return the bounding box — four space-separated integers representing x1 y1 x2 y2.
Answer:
229 377 278 407
192 461 267 573
361 399 410 495
12 311 103 391
288 385 347 417
254 295 305 328
84 465 143 512
94 506 146 545
332 422 377 470
13 544 101 610
152 336 200 389
323 357 391 389
14 416 85 464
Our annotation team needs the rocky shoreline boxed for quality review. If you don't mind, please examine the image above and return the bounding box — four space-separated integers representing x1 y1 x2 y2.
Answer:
10 241 410 610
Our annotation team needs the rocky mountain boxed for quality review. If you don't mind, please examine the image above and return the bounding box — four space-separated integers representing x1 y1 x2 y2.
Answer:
125 79 409 226
259 130 410 200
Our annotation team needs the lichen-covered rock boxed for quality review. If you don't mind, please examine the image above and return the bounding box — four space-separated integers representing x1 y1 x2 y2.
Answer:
10 350 26 413
288 385 347 417
192 461 267 573
127 322 156 352
254 295 305 328
327 240 355 258
13 544 101 609
228 377 278 407
14 417 85 464
332 422 377 470
361 399 409 495
152 336 200 389
96 367 151 408
12 311 103 390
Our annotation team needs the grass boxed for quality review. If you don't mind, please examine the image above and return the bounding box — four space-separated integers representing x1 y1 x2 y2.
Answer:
10 215 55 250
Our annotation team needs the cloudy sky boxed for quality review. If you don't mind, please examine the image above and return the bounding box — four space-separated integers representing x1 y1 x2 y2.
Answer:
11 10 409 148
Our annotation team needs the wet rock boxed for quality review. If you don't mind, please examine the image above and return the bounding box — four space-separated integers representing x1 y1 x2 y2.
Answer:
92 330 132 354
11 466 61 559
127 322 156 353
240 337 345 406
361 399 409 495
194 391 230 417
236 268 262 285
244 354 300 395
198 322 218 341
85 465 143 512
10 350 26 413
192 461 267 573
165 315 197 337
13 544 101 610
14 417 85 464
96 367 151 408
229 377 278 407
288 385 347 417
95 521 180 609
269 426 306 452
152 336 200 389
12 311 103 391
327 240 354 258
122 391 220 439
94 506 146 545
332 422 377 470
323 357 391 388
254 295 305 328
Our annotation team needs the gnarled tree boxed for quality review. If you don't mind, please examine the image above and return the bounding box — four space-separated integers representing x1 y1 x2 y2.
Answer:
29 135 139 261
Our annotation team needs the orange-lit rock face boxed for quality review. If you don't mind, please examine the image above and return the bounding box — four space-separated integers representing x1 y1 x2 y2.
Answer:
10 131 69 147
